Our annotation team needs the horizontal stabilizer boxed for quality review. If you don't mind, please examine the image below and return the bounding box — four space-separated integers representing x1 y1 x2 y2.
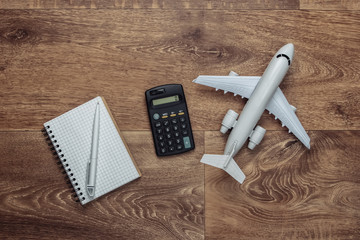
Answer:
201 154 246 184
200 154 228 168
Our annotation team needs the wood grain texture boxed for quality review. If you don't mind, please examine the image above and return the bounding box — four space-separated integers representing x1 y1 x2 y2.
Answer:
0 10 359 131
1 2 359 239
204 131 360 240
0 0 299 10
0 131 204 239
300 0 360 10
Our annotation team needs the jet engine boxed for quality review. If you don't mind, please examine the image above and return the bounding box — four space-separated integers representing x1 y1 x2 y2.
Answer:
248 126 266 150
220 109 239 134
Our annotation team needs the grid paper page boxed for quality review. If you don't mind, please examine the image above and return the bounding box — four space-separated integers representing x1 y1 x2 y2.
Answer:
44 96 140 205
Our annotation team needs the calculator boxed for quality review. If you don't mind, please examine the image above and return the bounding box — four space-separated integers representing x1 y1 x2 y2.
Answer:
145 84 195 156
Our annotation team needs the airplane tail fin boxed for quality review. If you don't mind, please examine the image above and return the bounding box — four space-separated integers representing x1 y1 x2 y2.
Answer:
201 154 246 184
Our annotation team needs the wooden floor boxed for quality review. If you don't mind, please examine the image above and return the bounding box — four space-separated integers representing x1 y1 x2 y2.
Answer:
0 1 359 239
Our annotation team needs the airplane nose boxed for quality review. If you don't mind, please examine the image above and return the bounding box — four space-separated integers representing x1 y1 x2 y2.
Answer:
275 43 294 66
280 43 294 61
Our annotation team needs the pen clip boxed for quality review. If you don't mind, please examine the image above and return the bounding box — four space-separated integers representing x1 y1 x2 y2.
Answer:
86 160 91 183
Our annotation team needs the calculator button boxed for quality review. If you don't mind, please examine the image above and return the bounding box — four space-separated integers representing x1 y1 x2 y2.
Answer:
153 113 160 120
174 132 180 137
167 140 173 146
166 133 172 139
179 117 185 122
178 112 185 115
170 114 176 117
169 146 175 152
156 128 163 134
173 125 179 131
171 119 178 124
176 145 183 150
155 122 161 128
181 123 187 129
183 136 191 149
163 120 169 126
158 135 164 141
165 127 171 133
182 130 188 136
160 148 167 154
159 141 165 147
175 138 181 144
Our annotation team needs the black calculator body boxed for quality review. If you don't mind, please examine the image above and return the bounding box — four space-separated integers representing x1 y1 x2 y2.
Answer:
146 84 195 156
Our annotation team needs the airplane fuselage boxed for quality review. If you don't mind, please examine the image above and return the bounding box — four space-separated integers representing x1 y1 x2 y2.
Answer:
224 44 294 156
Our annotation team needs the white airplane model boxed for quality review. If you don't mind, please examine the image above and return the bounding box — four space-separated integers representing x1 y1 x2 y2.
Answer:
193 43 310 184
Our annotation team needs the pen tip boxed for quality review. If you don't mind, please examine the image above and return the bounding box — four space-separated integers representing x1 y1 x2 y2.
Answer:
87 186 95 197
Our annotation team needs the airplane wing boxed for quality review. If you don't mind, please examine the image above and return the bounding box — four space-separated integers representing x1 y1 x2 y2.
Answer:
193 73 310 149
193 75 260 99
266 88 310 149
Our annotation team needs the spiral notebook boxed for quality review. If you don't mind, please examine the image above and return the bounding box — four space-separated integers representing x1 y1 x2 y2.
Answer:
43 96 141 205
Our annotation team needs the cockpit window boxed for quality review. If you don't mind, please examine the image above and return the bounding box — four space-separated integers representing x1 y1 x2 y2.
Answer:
276 54 291 66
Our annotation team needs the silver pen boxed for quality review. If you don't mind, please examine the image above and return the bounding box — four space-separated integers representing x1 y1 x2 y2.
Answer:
86 102 100 197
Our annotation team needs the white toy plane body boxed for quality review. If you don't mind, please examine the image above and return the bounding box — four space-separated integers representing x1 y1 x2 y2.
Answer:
193 43 310 184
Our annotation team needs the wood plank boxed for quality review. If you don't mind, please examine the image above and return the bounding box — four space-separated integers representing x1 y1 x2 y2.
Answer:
0 10 359 131
204 130 360 240
0 0 299 10
300 0 360 10
0 131 204 239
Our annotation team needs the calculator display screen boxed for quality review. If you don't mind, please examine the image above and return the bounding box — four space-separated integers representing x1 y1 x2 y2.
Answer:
152 95 179 106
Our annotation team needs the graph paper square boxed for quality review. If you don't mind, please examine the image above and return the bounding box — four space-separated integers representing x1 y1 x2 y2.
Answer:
44 96 141 205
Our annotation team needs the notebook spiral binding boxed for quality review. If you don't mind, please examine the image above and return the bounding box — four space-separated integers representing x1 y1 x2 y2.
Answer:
42 126 86 203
